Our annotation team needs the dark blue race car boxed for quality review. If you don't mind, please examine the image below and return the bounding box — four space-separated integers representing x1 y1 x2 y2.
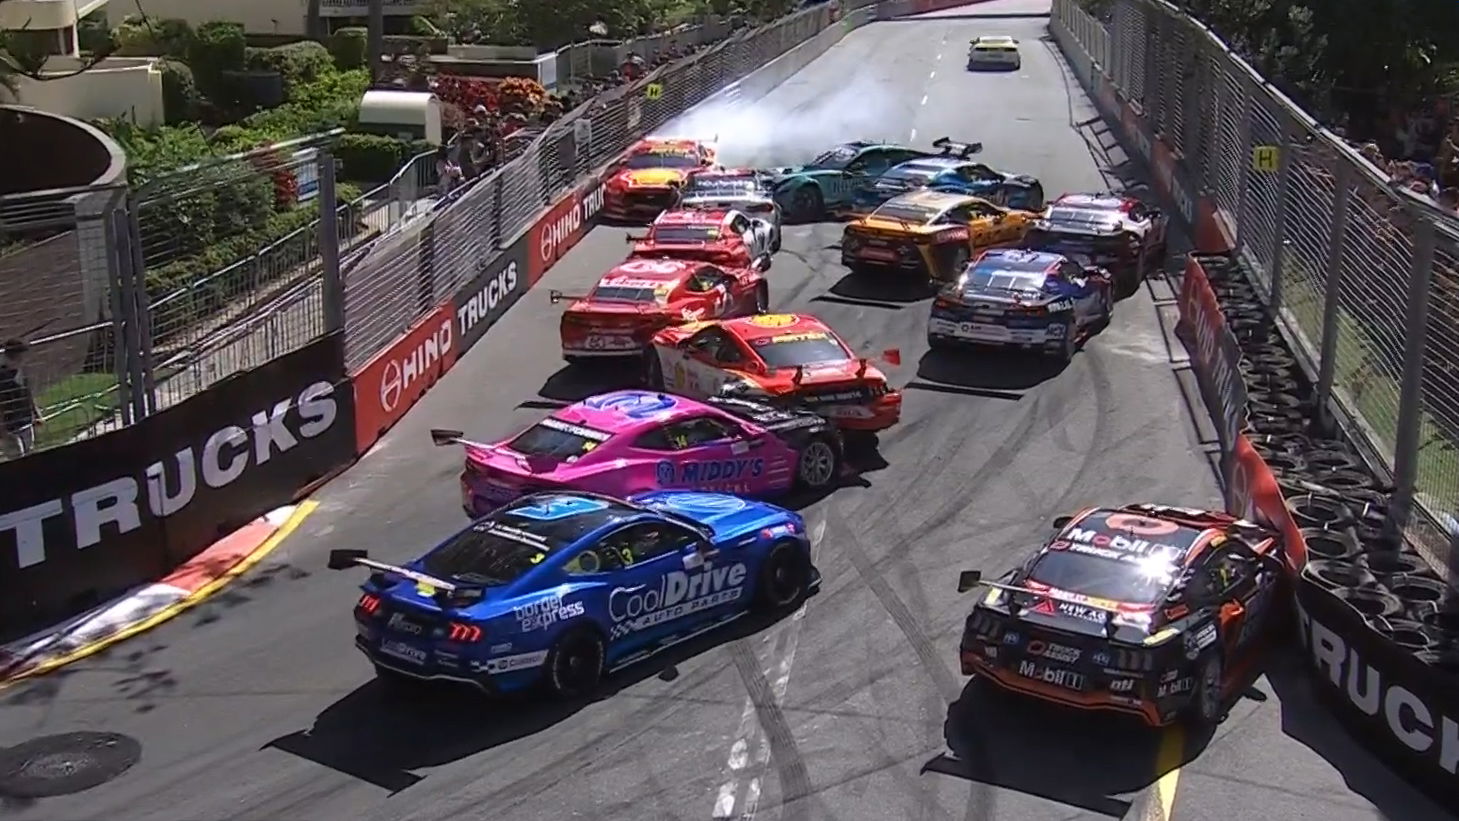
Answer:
927 248 1113 362
852 156 1044 214
331 490 817 698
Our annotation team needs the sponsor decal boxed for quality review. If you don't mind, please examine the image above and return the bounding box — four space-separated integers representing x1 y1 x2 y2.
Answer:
1092 651 1112 667
511 496 609 520
1046 298 1075 312
1055 600 1107 623
1297 596 1459 785
379 640 427 665
453 237 526 351
656 458 765 486
1157 677 1195 698
1 378 339 570
1109 677 1138 693
583 392 678 419
387 612 423 634
1184 623 1218 660
512 591 586 631
1026 639 1081 664
489 642 514 654
531 184 605 278
747 313 799 327
538 417 612 441
609 562 748 638
473 649 550 674
1002 631 1022 646
1176 257 1247 456
1064 527 1183 561
1016 660 1086 691
352 304 457 453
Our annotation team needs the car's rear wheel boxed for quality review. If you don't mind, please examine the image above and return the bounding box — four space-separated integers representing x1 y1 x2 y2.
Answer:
771 227 782 253
791 185 823 222
1184 652 1225 728
947 246 971 281
1050 323 1077 362
643 350 665 388
544 628 606 699
755 540 811 612
795 435 840 490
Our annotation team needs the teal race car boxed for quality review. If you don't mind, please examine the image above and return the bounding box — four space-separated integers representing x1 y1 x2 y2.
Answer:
771 138 982 222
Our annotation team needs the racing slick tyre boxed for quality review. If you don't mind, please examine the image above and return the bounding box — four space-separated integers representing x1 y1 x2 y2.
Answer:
794 434 841 491
945 246 971 283
755 282 770 313
643 350 665 389
1185 653 1226 728
772 228 782 253
544 627 606 699
790 185 824 222
1094 289 1114 331
755 540 812 612
1049 323 1077 362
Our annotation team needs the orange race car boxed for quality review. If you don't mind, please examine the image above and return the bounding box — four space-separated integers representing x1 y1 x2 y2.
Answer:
603 138 718 222
957 504 1286 728
627 208 778 269
644 313 902 431
550 256 769 362
841 189 1037 282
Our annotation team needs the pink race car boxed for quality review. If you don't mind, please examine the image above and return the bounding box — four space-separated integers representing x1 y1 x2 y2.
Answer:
432 390 845 517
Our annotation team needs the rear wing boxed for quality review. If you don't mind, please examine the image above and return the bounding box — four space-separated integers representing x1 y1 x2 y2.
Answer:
549 289 591 304
956 570 1121 637
931 137 983 158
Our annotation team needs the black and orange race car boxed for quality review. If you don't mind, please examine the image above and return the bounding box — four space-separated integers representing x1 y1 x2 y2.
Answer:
602 138 719 222
1023 192 1170 293
644 312 902 432
957 504 1285 728
841 190 1038 282
628 208 778 269
550 256 769 363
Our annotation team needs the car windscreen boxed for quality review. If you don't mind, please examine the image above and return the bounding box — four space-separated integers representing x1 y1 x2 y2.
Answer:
652 225 722 243
508 418 612 459
965 264 1049 294
423 497 627 584
626 151 700 169
883 164 942 182
1026 549 1173 604
751 331 850 368
809 147 857 169
870 201 938 223
1046 206 1121 229
687 177 762 196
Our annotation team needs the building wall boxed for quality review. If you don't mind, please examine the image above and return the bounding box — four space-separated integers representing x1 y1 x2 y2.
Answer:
131 0 427 35
2 57 165 127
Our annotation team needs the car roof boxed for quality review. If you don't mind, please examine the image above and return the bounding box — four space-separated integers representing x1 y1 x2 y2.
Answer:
557 390 706 433
1053 507 1221 571
1053 193 1134 211
490 492 645 543
654 209 728 226
601 258 701 282
974 35 1017 46
974 248 1066 274
892 157 964 172
721 312 832 342
634 138 702 154
886 189 973 210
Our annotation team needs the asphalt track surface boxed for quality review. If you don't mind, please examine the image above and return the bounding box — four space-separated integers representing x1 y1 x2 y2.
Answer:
2 4 1451 820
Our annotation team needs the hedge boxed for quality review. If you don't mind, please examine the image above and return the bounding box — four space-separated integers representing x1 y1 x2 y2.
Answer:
188 21 246 95
147 182 364 340
245 41 334 100
160 60 200 124
335 133 432 183
113 16 194 59
328 27 367 70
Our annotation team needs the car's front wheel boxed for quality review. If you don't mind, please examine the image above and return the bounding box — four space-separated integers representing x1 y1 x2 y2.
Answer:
754 540 811 611
795 434 841 490
544 628 606 699
1185 652 1225 728
790 185 824 222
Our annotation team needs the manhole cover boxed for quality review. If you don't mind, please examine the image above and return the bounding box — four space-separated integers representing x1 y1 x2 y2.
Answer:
0 732 141 798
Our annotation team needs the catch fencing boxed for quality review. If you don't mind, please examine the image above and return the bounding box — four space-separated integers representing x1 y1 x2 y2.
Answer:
1053 0 1459 579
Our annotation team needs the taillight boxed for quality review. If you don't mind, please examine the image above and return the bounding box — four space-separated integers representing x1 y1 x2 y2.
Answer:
934 297 959 311
448 623 483 642
1108 647 1153 671
868 383 889 398
356 594 381 616
1009 304 1046 316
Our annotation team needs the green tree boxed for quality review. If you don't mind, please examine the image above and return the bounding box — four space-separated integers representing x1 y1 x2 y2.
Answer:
0 0 114 95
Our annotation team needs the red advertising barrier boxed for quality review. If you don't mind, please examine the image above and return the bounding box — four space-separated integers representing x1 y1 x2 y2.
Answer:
351 303 457 453
1175 256 1248 455
1227 436 1308 572
527 181 605 285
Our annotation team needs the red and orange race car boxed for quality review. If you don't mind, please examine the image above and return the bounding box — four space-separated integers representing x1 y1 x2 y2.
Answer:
644 313 902 431
627 208 778 269
956 504 1286 728
550 256 769 362
602 138 718 222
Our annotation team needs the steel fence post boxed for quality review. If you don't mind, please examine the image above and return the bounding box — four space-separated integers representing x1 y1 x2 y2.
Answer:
317 149 345 336
1388 213 1438 537
106 204 137 426
1265 131 1293 317
1233 91 1255 260
1314 160 1351 435
124 194 157 416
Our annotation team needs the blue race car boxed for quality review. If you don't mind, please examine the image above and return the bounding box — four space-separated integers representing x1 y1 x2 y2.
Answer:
926 248 1113 362
770 140 961 221
852 156 1044 214
330 490 817 698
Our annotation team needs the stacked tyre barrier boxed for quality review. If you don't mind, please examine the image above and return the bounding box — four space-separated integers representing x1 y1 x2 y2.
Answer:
1196 253 1459 803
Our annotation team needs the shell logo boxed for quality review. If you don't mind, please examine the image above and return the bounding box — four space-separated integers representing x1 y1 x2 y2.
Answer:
747 314 798 327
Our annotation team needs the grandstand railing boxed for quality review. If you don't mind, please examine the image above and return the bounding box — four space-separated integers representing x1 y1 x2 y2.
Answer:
1053 0 1459 579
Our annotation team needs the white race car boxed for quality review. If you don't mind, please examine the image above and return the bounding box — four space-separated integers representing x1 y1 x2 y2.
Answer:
967 36 1021 71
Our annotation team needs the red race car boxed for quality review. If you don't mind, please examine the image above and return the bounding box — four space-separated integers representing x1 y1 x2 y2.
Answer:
602 138 718 222
550 256 769 362
644 313 902 432
627 208 778 269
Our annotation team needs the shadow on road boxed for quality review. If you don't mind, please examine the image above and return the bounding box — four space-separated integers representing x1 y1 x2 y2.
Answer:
537 360 644 402
825 270 936 307
264 607 810 793
911 348 1068 397
925 678 1193 818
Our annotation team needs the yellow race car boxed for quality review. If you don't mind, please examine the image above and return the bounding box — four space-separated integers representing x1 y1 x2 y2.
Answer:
840 190 1036 281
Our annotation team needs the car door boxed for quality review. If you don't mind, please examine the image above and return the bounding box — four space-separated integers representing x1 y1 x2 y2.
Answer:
594 522 702 646
630 415 784 493
958 164 1006 202
727 212 764 258
836 148 904 203
1053 261 1100 327
664 326 742 397
1188 545 1266 658
685 266 734 318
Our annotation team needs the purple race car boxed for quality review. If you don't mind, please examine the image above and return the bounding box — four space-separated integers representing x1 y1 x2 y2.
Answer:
432 390 845 517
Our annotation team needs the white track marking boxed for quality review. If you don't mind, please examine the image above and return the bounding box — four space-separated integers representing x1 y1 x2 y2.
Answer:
928 70 936 80
910 128 918 141
710 517 825 819
920 94 928 106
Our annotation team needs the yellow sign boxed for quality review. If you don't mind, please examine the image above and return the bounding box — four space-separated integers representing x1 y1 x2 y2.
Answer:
645 82 664 101
1252 145 1279 173
747 313 798 327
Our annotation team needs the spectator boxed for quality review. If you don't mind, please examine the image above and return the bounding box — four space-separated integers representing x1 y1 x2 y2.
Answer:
0 339 41 461
1439 187 1459 213
435 146 463 198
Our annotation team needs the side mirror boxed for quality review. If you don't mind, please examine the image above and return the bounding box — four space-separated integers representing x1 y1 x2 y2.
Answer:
752 255 771 272
328 548 368 570
549 290 564 304
956 570 983 593
430 428 464 446
1052 515 1072 528
682 551 705 571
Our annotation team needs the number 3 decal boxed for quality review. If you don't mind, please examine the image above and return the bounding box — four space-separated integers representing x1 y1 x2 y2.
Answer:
618 259 683 275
